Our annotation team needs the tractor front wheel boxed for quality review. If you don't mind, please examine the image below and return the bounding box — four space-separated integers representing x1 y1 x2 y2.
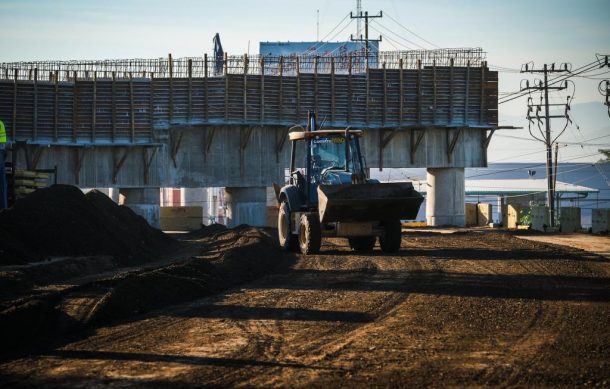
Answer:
380 219 402 253
278 201 297 251
298 213 321 255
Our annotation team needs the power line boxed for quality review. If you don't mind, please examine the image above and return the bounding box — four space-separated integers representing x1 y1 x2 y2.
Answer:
368 24 409 51
498 60 600 105
383 12 441 49
298 13 352 55
370 20 425 50
466 152 601 179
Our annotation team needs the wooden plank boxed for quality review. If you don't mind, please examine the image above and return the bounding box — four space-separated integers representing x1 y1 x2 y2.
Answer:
260 57 265 122
480 62 486 124
366 64 370 124
449 58 454 124
204 54 209 121
330 57 335 124
92 72 97 142
12 69 17 140
33 68 38 141
433 61 437 124
314 56 318 114
129 73 135 143
417 60 422 125
168 53 174 122
382 62 387 124
348 56 352 123
296 58 301 122
464 61 470 125
112 71 116 142
149 74 155 133
243 54 248 121
72 71 77 142
224 52 228 121
53 71 58 142
279 56 284 121
399 59 404 124
188 58 193 121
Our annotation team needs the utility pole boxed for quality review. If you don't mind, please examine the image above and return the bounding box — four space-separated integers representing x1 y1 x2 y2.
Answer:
316 9 320 41
356 0 362 37
521 62 570 228
350 10 382 69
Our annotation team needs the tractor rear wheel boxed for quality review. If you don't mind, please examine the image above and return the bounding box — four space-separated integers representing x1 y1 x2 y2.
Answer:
348 236 376 251
278 201 297 251
380 219 402 253
298 213 321 254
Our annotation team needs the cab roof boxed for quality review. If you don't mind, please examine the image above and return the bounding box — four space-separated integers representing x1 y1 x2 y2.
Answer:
289 129 363 141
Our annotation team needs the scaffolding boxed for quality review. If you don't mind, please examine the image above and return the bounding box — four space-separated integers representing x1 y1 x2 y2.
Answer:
0 48 486 82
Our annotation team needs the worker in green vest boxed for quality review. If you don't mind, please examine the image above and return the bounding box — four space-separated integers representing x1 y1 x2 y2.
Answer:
0 119 7 209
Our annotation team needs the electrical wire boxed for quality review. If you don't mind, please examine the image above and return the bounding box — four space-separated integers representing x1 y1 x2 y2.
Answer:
498 60 600 105
383 12 441 49
369 20 425 50
465 152 601 179
368 24 409 51
298 13 352 55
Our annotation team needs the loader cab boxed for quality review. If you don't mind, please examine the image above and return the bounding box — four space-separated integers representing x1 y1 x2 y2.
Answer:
288 129 365 209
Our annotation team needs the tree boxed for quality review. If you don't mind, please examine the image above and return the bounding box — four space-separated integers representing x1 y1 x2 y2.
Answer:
599 149 610 162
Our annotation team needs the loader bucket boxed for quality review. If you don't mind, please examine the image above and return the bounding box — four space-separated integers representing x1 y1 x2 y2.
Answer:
317 182 424 224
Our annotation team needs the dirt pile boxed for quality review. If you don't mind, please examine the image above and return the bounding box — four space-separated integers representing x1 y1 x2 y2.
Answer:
0 185 171 265
0 225 294 359
86 226 291 325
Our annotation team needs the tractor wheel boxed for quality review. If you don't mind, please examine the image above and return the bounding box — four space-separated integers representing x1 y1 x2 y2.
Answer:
298 213 321 255
348 236 376 251
278 201 297 251
380 219 402 253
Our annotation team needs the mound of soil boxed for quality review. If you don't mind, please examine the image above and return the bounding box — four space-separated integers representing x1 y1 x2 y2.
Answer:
0 226 294 359
0 185 172 265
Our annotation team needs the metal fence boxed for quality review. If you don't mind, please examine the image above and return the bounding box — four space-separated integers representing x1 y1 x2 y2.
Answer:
0 48 486 82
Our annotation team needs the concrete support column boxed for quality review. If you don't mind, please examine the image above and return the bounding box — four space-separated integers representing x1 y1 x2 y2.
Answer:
224 187 267 228
120 187 161 229
426 168 465 227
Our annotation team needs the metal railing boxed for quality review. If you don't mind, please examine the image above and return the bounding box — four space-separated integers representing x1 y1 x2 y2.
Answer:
0 48 486 82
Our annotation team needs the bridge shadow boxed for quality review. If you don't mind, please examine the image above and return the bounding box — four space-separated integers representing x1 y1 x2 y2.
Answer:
174 304 373 323
318 244 601 262
40 349 334 370
250 268 610 303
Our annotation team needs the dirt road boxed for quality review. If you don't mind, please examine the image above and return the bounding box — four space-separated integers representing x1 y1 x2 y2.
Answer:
1 230 609 387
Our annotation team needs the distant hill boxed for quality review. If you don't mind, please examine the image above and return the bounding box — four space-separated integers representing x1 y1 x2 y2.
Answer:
492 101 610 163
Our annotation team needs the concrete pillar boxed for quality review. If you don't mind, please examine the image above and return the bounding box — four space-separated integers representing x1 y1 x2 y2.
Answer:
426 168 465 227
120 188 161 229
224 187 267 228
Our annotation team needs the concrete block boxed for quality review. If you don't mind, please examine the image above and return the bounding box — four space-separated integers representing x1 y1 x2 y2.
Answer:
465 203 477 227
160 206 203 231
559 207 581 233
476 203 492 226
507 204 521 229
592 209 610 233
531 205 550 232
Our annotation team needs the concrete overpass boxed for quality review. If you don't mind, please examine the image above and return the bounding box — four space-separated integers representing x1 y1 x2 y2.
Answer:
0 49 498 227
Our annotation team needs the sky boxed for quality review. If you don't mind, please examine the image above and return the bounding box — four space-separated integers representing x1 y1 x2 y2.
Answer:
0 0 609 162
